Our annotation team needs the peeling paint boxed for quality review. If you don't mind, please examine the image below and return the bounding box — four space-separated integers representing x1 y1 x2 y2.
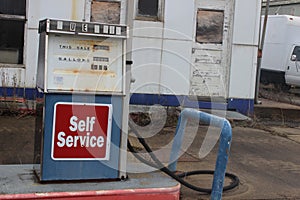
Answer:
53 69 116 77
190 47 224 97
0 68 26 113
189 0 234 98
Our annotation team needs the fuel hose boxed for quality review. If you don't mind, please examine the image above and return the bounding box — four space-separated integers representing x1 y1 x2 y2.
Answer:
127 123 239 193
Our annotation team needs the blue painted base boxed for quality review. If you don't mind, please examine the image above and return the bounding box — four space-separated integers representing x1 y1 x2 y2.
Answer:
0 87 43 100
130 93 254 116
34 93 123 181
0 87 254 116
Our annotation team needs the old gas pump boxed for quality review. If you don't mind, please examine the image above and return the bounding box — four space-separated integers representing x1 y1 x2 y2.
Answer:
34 19 128 181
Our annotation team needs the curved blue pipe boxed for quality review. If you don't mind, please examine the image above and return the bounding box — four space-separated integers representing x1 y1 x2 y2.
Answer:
168 108 232 200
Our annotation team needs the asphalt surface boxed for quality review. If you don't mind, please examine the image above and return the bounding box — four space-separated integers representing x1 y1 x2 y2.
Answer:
0 98 300 199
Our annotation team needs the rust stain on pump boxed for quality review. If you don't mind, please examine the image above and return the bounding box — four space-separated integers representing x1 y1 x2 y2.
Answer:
71 0 77 20
53 69 116 77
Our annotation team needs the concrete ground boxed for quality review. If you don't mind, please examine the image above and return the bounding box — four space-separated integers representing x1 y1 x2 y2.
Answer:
176 126 300 200
0 97 300 199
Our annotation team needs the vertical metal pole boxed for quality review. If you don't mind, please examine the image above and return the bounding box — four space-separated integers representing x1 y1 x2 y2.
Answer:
255 0 270 104
118 0 135 179
83 0 92 22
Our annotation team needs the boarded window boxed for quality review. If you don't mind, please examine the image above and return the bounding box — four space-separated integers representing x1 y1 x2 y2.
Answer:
0 0 26 64
196 10 224 44
91 1 121 24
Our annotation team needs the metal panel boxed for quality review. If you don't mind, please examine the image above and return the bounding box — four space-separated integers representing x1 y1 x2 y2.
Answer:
130 37 162 94
190 48 225 97
27 0 40 29
232 0 261 45
160 39 191 95
163 0 194 40
36 94 122 181
229 0 261 99
36 32 47 91
196 0 226 10
27 0 85 29
39 30 125 93
229 45 257 99
132 20 164 38
0 68 25 88
24 29 40 88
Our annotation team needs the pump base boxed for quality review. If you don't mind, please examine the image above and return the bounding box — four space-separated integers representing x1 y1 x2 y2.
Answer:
0 164 180 200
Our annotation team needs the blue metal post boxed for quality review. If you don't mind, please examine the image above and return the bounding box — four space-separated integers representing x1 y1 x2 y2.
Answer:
168 108 232 200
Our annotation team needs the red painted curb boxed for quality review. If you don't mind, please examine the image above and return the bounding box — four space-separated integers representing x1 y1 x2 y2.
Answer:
0 184 180 200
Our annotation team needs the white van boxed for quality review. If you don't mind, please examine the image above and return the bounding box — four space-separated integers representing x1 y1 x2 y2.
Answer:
261 15 300 88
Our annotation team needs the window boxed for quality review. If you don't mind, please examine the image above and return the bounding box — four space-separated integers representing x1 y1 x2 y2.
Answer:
136 0 162 21
0 0 26 65
196 9 224 44
291 46 300 61
91 1 121 24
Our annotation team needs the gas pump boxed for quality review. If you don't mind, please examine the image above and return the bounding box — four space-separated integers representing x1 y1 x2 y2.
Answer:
34 19 128 181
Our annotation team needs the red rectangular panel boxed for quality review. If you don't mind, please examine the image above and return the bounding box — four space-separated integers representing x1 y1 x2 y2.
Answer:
51 102 112 160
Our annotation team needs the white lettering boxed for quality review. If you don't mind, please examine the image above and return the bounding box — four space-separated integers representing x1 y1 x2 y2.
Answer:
70 23 76 31
89 117 95 132
56 115 105 148
57 132 65 147
74 136 79 147
90 136 97 147
80 135 86 147
56 132 104 148
86 132 90 147
69 116 78 132
97 136 104 147
78 120 85 132
68 115 96 132
82 24 88 32
66 136 73 147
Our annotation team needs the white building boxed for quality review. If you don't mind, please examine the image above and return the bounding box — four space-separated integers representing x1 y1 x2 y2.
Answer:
0 0 261 115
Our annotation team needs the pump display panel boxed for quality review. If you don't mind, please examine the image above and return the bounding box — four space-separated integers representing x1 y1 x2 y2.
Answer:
37 19 127 94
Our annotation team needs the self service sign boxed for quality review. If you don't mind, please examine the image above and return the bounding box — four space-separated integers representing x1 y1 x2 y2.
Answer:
52 103 112 160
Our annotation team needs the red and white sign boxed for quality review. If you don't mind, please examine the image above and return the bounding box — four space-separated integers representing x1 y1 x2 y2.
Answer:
51 102 112 160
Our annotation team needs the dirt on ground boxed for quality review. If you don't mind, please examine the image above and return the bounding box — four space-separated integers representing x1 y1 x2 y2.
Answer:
0 85 300 165
0 113 35 164
1 86 300 199
259 83 300 107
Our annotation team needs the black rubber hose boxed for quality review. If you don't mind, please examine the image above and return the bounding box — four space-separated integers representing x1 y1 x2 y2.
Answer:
128 123 239 193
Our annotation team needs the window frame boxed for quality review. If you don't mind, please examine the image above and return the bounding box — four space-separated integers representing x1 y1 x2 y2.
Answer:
291 46 300 61
195 9 225 44
135 0 164 21
0 6 26 67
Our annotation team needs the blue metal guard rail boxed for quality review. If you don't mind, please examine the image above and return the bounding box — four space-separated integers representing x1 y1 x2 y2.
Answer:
168 108 232 200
